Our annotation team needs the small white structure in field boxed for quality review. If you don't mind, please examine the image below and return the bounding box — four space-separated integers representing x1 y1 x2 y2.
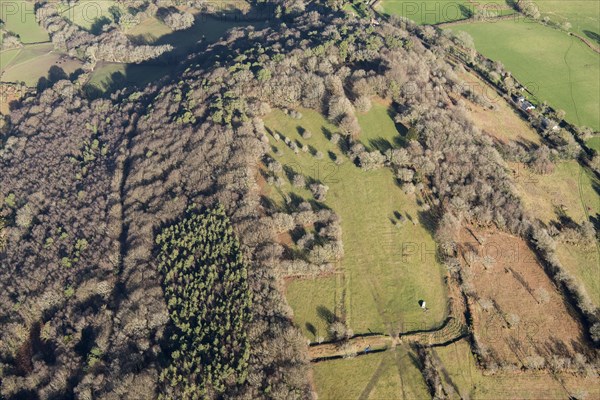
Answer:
419 300 427 309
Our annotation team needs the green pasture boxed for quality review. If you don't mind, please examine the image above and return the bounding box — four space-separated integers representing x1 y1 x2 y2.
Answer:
453 19 600 130
587 136 600 152
0 48 20 70
0 0 49 43
0 43 83 86
265 104 448 338
535 0 600 41
377 0 515 25
285 277 340 342
59 0 124 31
313 345 430 400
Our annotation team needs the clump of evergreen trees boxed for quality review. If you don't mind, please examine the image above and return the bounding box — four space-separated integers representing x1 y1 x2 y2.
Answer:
156 205 252 399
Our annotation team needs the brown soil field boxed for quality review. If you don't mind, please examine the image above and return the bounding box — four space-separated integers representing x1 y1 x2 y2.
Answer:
457 227 595 371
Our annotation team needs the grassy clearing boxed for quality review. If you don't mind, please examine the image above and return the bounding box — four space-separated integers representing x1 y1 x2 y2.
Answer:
1 52 82 86
86 62 170 94
453 19 600 130
0 0 49 43
126 16 172 44
513 160 599 228
535 0 600 41
357 99 406 148
263 104 448 336
557 241 600 306
434 339 600 399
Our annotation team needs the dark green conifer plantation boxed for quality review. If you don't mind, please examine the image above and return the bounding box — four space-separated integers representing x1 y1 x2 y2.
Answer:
156 205 252 399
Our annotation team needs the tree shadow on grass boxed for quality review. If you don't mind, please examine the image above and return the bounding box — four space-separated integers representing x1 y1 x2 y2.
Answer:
37 65 68 92
322 127 333 141
259 194 277 211
368 137 393 153
387 103 410 147
90 16 111 35
583 30 600 45
317 305 336 324
418 209 439 235
306 322 317 337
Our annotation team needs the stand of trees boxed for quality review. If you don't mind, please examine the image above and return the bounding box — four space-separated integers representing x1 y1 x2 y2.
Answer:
156 205 252 399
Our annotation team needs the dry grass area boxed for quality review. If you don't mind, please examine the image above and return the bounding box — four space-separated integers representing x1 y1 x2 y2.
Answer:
510 159 600 307
511 160 598 226
435 339 599 400
455 70 541 146
457 227 595 371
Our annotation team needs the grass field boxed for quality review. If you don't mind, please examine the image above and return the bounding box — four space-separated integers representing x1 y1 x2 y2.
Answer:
453 19 600 131
285 277 340 342
513 160 599 229
587 136 600 152
377 0 515 25
0 43 83 86
86 62 171 94
313 345 430 400
59 0 124 31
379 0 470 24
0 0 49 43
0 48 20 70
264 104 448 338
535 0 600 41
1 53 82 86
